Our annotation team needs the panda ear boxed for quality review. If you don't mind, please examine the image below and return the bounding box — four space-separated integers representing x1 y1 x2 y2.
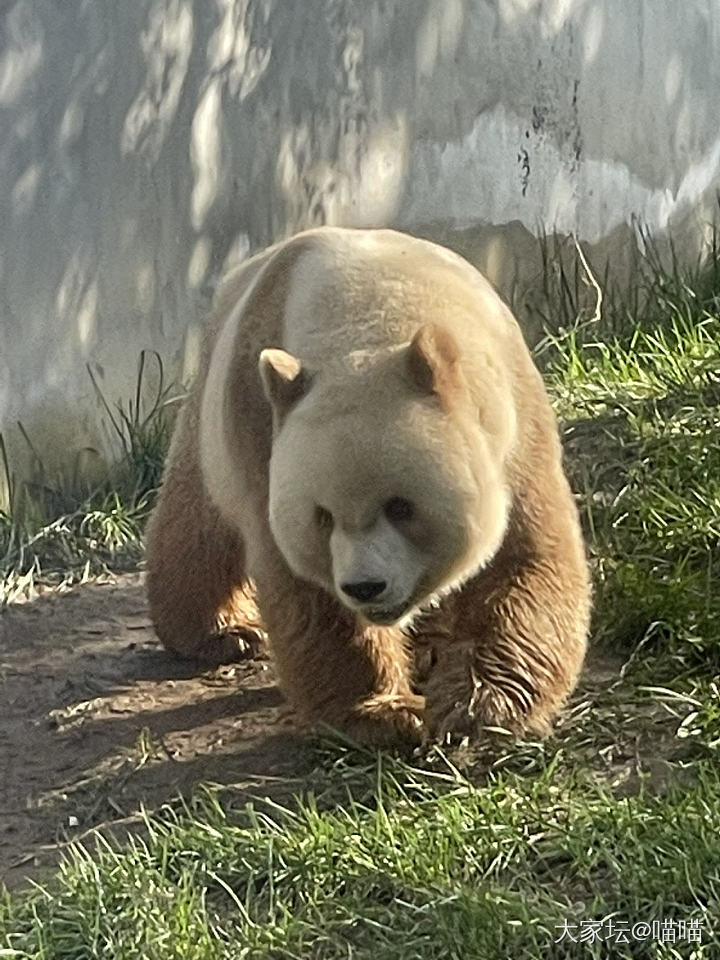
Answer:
258 348 309 418
405 323 461 399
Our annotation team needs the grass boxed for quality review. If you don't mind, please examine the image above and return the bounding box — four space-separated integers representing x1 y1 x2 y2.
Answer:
1 234 719 958
1 747 718 958
0 351 177 605
538 234 720 673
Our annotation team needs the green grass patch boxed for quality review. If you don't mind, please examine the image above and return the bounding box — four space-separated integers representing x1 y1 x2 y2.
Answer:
1 751 718 958
538 237 720 672
0 351 176 604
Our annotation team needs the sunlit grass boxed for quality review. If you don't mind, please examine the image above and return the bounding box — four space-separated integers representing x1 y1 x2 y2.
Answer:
1 751 718 959
541 263 720 672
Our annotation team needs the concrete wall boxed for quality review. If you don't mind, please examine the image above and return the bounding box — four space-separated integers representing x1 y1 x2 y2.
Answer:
2 0 719 486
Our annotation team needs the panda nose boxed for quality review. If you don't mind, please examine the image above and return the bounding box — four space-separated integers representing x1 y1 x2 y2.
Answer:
341 580 387 603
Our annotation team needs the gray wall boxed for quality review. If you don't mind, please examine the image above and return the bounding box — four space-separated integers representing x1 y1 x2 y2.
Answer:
2 0 719 487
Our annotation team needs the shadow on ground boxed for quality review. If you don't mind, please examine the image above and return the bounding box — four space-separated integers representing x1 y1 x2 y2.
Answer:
0 571 699 892
0 574 314 889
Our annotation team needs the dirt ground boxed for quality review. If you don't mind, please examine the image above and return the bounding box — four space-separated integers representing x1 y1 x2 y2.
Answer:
0 573 317 890
1 574 692 892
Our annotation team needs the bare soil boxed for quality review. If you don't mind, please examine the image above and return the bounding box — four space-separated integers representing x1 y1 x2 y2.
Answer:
0 573 313 890
0 575 695 891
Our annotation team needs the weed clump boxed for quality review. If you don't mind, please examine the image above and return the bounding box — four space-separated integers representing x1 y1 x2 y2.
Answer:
0 351 176 603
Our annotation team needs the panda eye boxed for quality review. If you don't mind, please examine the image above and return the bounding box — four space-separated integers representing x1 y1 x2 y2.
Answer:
315 506 334 531
384 497 414 524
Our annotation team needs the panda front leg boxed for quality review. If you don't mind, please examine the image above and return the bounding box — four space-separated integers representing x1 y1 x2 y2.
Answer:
423 548 589 741
254 549 425 749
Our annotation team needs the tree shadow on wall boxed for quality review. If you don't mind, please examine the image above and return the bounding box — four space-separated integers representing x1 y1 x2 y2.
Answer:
0 0 715 467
